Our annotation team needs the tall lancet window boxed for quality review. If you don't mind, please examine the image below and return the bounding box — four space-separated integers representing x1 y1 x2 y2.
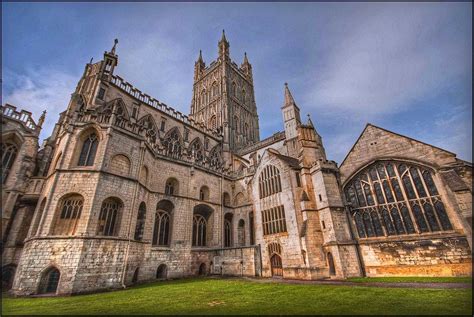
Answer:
78 133 98 166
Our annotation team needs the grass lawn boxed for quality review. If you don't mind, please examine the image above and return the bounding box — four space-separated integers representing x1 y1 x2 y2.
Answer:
346 276 473 284
2 277 472 315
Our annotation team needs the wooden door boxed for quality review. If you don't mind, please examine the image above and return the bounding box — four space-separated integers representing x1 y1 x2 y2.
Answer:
270 254 283 277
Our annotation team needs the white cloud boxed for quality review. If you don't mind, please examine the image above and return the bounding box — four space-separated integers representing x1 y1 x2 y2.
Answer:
305 3 471 119
3 68 80 140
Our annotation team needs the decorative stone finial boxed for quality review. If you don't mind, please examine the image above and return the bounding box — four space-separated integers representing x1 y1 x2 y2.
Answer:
38 110 47 128
111 38 118 55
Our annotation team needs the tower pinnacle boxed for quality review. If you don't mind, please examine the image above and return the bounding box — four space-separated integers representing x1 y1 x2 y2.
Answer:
110 39 118 55
283 83 298 108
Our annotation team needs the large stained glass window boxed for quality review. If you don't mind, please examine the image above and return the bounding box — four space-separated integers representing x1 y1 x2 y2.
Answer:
345 161 453 238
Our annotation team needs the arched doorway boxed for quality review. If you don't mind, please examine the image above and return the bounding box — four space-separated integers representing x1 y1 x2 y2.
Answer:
2 265 16 291
198 263 206 276
270 254 283 277
38 267 60 294
156 264 167 279
268 242 283 277
132 268 139 284
327 252 336 276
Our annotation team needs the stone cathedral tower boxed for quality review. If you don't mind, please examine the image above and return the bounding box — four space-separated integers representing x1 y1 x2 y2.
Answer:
189 30 260 152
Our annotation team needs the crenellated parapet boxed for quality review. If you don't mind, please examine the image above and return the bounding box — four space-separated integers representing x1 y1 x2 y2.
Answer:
1 104 42 133
110 75 222 138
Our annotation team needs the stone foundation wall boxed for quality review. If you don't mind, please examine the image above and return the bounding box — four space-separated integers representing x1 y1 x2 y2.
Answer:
359 235 472 277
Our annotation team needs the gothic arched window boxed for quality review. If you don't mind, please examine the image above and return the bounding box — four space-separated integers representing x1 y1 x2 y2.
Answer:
232 82 237 96
193 215 207 247
242 89 246 104
165 178 179 196
345 161 453 239
97 197 123 236
212 82 219 97
201 89 206 106
209 115 217 131
78 132 98 166
192 205 213 247
224 213 233 247
208 145 222 169
134 202 147 241
258 165 282 199
233 116 239 132
163 128 182 158
52 194 83 236
153 200 173 246
199 186 209 201
2 143 18 184
188 138 204 164
139 115 158 145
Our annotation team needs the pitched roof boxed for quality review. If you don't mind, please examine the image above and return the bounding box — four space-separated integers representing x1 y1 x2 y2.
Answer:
340 123 457 167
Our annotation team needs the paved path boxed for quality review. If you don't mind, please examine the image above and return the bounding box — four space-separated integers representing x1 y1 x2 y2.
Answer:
229 276 472 289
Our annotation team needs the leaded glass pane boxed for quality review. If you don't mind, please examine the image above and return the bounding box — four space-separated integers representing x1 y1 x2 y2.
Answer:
402 175 416 199
391 178 404 201
410 167 427 198
382 208 396 235
347 187 359 208
423 203 440 232
363 212 375 237
412 203 429 233
386 163 396 177
422 170 439 196
374 182 385 204
377 164 386 179
363 183 375 206
382 180 395 203
400 206 416 234
369 168 378 181
434 201 453 230
371 211 384 236
354 181 367 207
391 207 405 235
354 213 366 238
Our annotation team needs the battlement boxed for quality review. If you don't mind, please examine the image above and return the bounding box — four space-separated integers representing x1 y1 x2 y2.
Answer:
1 104 39 132
110 75 222 139
238 131 286 156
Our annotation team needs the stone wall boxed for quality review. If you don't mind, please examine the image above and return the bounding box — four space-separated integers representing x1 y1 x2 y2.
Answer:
360 235 472 276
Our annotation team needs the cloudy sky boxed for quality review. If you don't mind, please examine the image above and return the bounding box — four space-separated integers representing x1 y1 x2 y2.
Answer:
3 2 472 163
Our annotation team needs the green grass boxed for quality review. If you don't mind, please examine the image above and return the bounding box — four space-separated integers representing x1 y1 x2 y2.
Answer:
2 277 472 315
347 276 473 284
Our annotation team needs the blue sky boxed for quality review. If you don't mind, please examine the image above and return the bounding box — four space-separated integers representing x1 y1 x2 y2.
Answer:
2 2 472 164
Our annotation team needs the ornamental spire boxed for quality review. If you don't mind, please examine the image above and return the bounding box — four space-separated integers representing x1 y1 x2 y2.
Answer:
284 82 297 107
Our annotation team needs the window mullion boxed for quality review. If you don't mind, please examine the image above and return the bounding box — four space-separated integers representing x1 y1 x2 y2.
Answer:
394 164 420 234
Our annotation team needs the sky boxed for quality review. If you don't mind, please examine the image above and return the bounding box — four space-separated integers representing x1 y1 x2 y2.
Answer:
2 2 472 164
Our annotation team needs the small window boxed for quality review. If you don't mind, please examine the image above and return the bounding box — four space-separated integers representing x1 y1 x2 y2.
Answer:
199 186 209 201
319 194 322 202
132 107 138 118
295 172 301 187
160 119 166 132
97 88 106 100
184 129 189 142
134 202 147 241
321 221 326 229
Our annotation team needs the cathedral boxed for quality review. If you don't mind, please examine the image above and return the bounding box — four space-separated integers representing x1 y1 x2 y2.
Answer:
1 32 472 296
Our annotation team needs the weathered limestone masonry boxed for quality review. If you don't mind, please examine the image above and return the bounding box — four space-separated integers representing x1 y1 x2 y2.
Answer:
339 124 472 276
2 33 472 296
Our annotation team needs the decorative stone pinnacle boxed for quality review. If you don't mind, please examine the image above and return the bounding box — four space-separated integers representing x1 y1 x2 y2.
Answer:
111 38 118 55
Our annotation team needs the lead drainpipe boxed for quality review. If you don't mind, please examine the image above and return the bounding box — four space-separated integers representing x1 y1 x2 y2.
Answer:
121 142 145 288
